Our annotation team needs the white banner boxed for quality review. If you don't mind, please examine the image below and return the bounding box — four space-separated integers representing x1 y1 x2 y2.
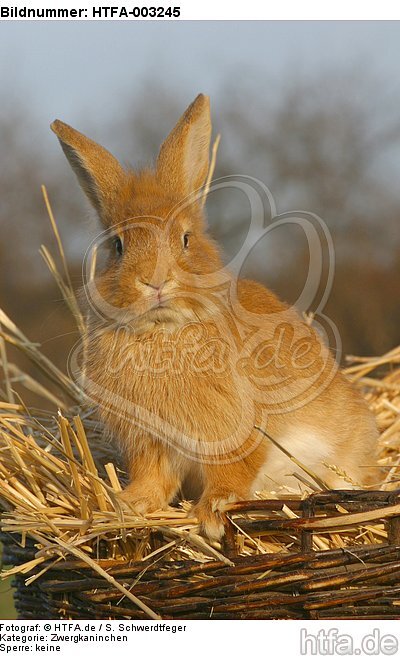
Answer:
1 0 400 20
0 620 399 655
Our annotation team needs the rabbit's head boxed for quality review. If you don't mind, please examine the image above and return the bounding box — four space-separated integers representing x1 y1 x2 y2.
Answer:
52 94 225 330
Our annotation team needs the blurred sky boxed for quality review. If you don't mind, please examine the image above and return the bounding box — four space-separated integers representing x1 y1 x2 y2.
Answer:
1 21 400 151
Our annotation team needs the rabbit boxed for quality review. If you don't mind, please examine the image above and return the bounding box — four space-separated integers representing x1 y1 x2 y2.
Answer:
51 94 379 541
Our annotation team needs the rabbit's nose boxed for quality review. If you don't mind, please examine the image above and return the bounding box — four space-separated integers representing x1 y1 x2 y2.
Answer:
139 279 169 291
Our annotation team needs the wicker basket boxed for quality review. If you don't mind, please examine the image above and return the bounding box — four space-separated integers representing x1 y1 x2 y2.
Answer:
2 490 400 620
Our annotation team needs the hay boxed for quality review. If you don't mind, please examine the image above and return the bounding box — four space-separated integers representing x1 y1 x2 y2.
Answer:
0 192 400 618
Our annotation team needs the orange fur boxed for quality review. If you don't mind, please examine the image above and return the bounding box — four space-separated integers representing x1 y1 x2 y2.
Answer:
51 94 379 540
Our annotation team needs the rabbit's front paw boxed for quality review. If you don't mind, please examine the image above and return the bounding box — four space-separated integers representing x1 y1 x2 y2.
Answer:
117 486 165 514
193 492 237 541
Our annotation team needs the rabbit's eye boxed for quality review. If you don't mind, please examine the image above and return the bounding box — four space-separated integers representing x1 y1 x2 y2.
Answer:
115 237 123 256
183 233 190 249
114 236 123 256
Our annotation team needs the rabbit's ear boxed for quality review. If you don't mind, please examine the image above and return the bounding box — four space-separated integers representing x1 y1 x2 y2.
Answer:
157 94 211 200
51 120 125 224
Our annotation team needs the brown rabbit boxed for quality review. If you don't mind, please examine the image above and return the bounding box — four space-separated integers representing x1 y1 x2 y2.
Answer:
51 94 378 540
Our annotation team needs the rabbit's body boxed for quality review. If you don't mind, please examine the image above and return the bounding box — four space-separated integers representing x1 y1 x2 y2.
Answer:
52 94 378 540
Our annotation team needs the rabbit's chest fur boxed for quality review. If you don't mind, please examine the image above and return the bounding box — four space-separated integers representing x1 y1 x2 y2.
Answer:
84 320 257 455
